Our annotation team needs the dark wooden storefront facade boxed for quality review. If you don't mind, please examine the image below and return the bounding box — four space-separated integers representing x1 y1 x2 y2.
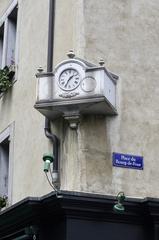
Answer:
0 191 159 240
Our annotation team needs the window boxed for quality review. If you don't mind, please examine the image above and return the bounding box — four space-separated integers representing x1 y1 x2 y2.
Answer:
0 24 4 67
0 123 14 204
0 0 18 69
0 137 9 196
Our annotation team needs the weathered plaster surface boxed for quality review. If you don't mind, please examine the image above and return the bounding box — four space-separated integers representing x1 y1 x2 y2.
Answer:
0 0 52 203
81 0 159 198
0 0 86 204
57 0 159 198
0 0 11 16
0 0 159 204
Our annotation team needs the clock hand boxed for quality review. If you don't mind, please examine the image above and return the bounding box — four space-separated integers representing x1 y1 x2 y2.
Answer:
63 75 70 87
64 74 74 87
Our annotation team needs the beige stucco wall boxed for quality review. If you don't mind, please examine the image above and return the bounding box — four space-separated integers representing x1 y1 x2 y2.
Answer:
79 0 159 198
59 0 159 199
0 0 84 204
0 0 159 205
0 0 52 203
0 0 12 16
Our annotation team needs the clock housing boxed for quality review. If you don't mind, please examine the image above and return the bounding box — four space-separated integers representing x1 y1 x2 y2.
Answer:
35 54 119 127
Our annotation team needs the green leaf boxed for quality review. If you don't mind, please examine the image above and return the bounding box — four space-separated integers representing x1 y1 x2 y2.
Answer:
0 65 15 93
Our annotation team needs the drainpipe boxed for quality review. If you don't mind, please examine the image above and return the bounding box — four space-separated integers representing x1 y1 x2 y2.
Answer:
47 0 55 73
44 0 59 184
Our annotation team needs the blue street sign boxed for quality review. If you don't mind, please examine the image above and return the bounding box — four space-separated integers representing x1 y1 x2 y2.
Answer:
113 152 143 170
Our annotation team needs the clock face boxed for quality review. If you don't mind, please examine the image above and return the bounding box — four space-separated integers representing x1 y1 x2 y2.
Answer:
59 69 81 91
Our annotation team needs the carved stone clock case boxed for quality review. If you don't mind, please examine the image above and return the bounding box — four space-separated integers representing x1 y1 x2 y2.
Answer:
35 55 118 124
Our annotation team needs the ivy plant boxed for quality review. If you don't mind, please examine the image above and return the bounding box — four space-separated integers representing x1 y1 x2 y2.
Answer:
0 195 7 210
0 66 15 94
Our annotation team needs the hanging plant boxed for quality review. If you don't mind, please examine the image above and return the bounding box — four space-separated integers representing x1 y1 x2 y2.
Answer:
0 66 15 94
0 195 7 210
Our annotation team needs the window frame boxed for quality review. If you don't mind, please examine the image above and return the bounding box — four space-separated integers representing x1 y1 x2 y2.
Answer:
0 122 15 205
0 0 18 70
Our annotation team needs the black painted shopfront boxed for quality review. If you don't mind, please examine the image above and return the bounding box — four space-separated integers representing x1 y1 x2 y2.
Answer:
0 191 159 240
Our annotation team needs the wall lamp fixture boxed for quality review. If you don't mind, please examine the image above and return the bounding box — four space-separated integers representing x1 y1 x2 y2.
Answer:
43 153 54 172
43 153 59 193
113 192 126 214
